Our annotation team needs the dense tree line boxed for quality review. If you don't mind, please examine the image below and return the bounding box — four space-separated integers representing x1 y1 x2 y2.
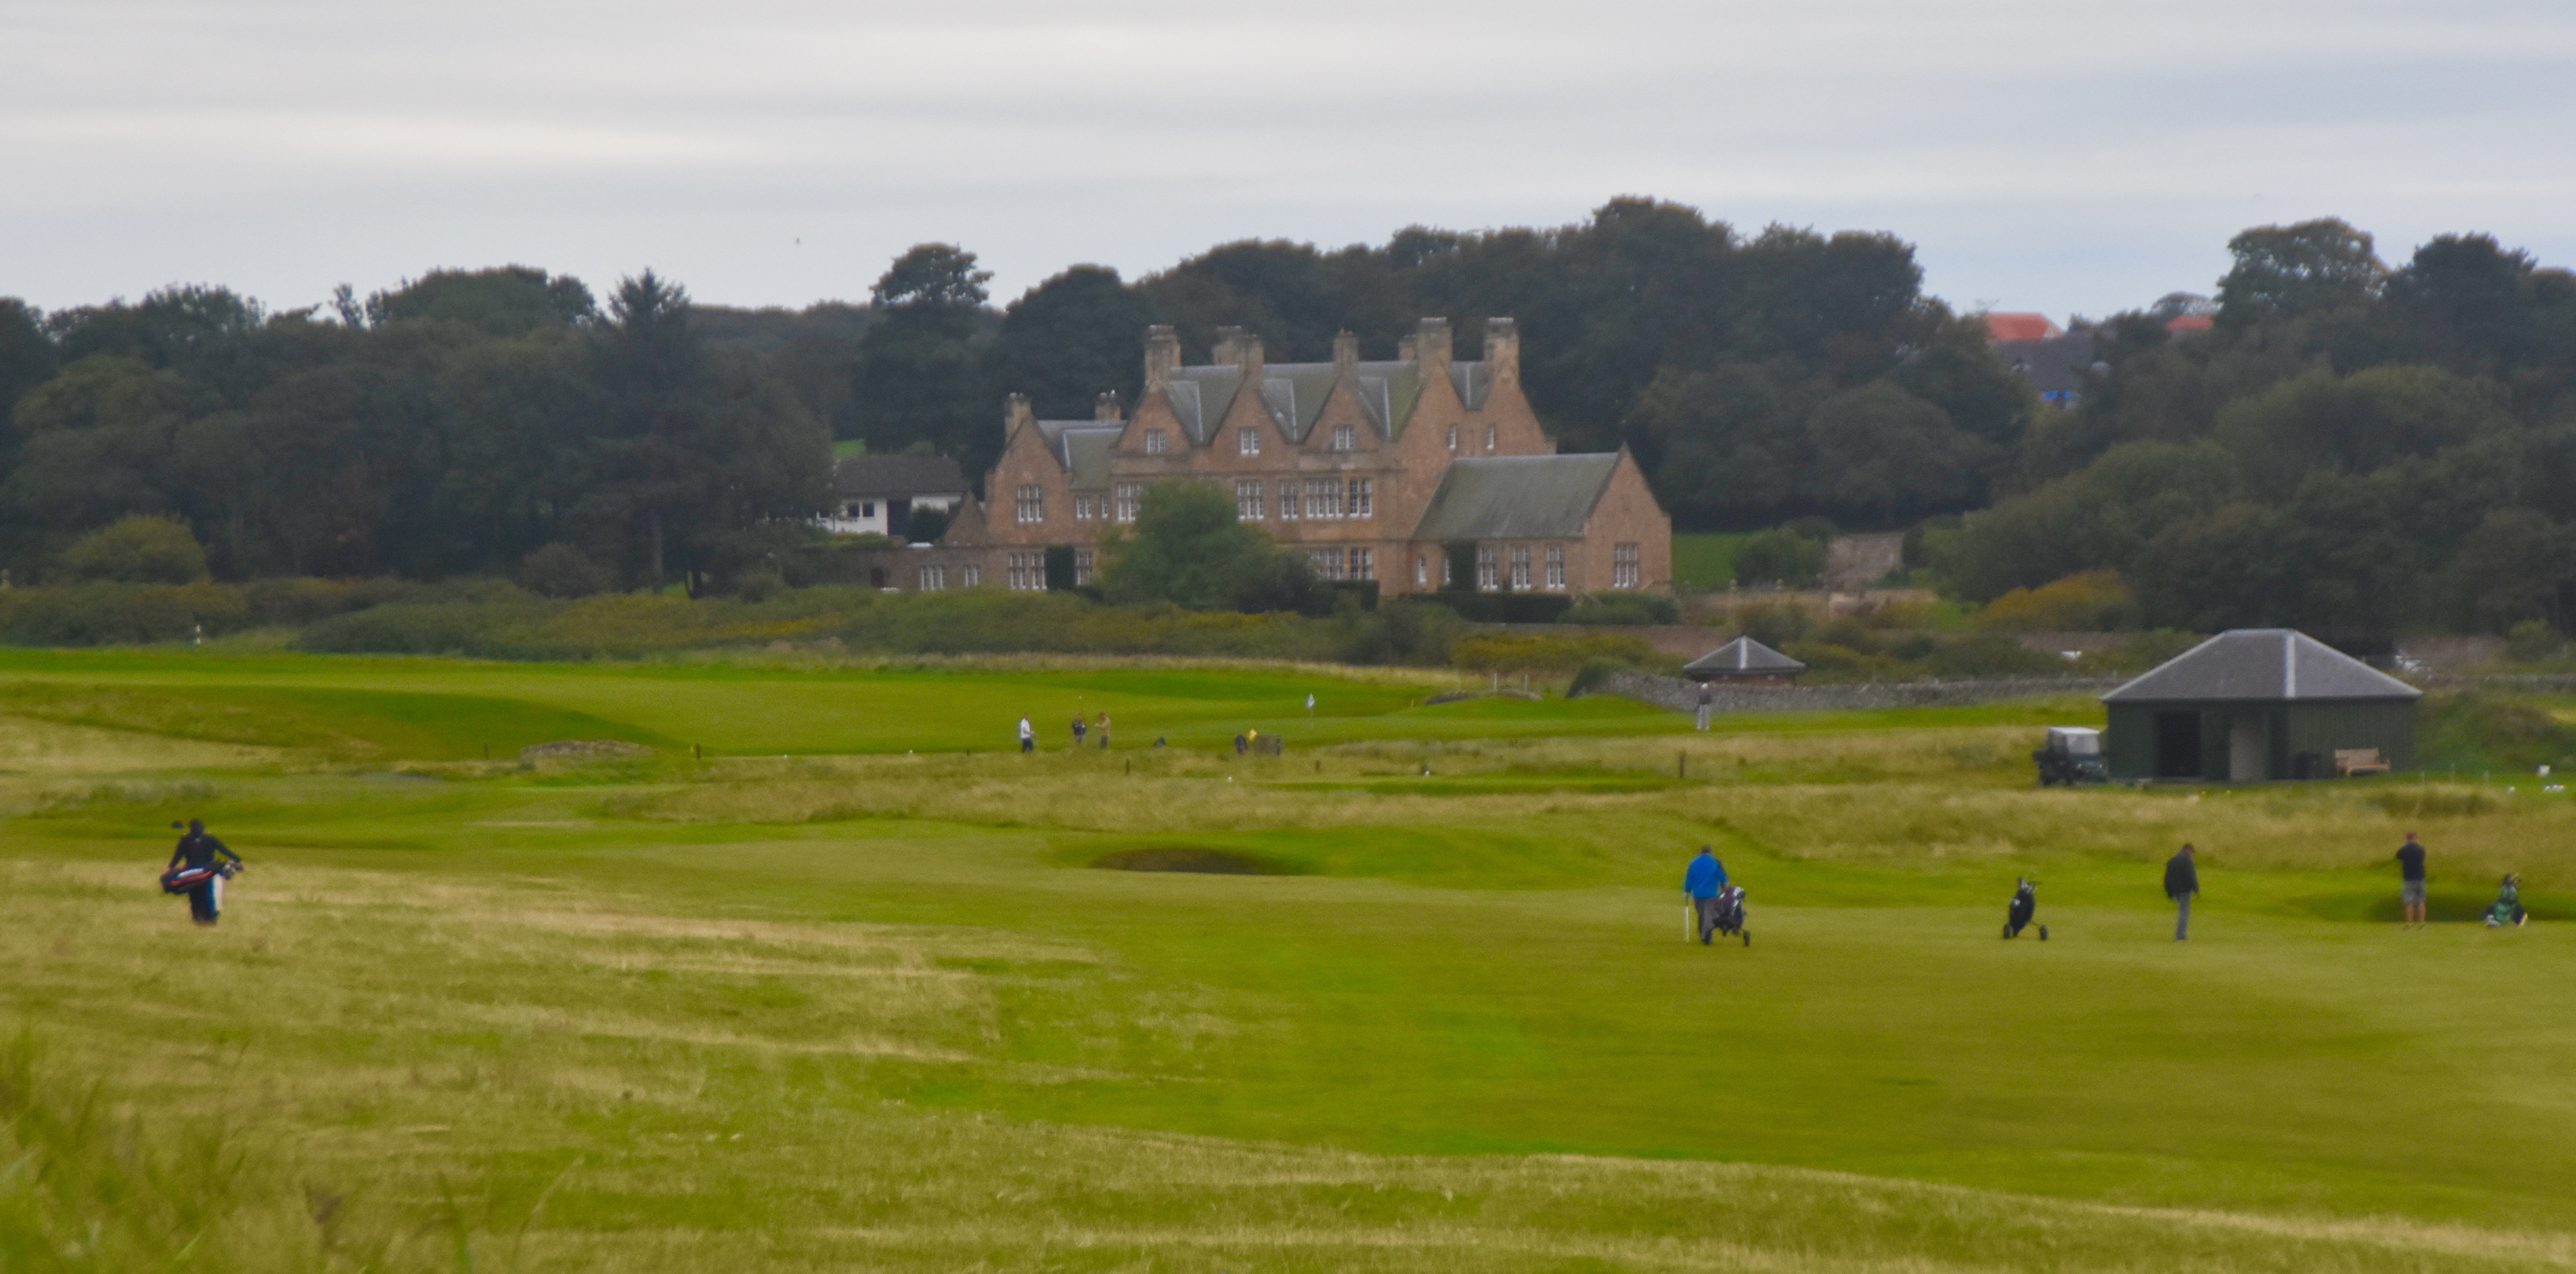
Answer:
839 200 2032 527
0 269 829 588
1944 219 2576 643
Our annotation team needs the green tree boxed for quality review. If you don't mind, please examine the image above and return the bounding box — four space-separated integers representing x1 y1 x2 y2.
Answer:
2215 218 2384 328
60 514 208 583
983 265 1158 419
364 267 595 336
1099 481 1319 612
1802 382 1994 525
581 272 831 584
2445 508 2572 633
0 298 55 427
849 244 993 469
2212 364 2503 500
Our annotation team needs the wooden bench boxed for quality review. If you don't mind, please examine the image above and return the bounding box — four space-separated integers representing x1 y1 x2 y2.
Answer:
2335 748 2391 777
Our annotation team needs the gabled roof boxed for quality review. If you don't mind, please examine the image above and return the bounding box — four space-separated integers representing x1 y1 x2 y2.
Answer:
835 454 969 497
1685 637 1804 678
1031 420 1122 488
1165 359 1442 445
1410 453 1621 541
1984 313 2061 342
2101 629 2422 704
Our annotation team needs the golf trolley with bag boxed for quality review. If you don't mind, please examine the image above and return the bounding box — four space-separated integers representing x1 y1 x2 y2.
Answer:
2004 877 2047 940
1685 884 1750 947
2488 873 2528 928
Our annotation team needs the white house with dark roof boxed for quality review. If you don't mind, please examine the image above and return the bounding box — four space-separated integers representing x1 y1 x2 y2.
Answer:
822 455 970 540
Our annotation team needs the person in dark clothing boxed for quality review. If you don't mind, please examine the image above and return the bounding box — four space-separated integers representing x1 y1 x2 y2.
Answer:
1694 682 1713 732
167 819 243 927
2165 844 2200 941
1071 714 1087 747
2396 832 2428 927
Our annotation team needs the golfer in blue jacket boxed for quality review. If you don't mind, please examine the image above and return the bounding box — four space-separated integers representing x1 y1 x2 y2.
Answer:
1684 846 1728 945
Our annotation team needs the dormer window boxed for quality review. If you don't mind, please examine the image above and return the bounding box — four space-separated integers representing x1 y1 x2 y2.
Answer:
1332 424 1355 452
1145 429 1168 455
1239 429 1260 456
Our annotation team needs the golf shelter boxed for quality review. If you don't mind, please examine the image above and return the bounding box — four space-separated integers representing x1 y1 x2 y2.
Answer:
2102 628 2422 782
1683 637 1805 685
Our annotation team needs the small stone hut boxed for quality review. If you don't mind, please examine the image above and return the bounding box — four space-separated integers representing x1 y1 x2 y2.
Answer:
2102 629 2421 781
1684 637 1805 686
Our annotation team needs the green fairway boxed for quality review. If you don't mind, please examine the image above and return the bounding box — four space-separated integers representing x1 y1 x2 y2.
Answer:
5 649 2574 1271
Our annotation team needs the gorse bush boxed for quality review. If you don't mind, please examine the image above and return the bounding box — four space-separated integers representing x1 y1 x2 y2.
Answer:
1977 569 2139 632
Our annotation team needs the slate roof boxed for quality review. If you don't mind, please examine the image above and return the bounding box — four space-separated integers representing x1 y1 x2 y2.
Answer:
1030 420 1122 487
1410 453 1621 541
1992 330 2098 398
835 455 969 497
2101 629 2422 704
1685 637 1805 678
1165 360 1439 445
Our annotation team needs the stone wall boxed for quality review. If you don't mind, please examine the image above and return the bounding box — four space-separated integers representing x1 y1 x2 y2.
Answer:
1580 669 2121 715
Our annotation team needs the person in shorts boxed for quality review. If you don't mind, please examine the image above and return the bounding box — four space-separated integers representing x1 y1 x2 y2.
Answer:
2396 832 2428 928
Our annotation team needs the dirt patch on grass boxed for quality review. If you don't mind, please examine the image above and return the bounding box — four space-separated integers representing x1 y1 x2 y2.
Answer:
1092 847 1287 876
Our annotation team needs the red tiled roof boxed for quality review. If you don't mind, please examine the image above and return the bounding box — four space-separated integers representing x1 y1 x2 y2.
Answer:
1984 313 2061 342
2166 314 2214 333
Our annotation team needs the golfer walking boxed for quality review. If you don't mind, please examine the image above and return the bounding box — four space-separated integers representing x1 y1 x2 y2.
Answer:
2396 832 2428 928
168 819 243 927
1017 717 1035 754
1694 682 1713 732
2165 843 2200 941
1683 846 1728 944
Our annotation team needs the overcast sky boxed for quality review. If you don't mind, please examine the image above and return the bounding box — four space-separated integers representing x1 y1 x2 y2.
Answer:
6 0 2573 323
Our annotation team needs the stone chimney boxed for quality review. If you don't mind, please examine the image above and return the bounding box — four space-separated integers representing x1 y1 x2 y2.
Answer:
1332 330 1358 376
1412 317 1453 387
1094 391 1123 422
1143 324 1181 392
1397 333 1418 363
1481 317 1519 383
1004 393 1034 438
1211 325 1264 378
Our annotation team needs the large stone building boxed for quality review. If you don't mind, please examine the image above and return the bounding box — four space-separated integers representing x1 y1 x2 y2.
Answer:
901 317 1669 596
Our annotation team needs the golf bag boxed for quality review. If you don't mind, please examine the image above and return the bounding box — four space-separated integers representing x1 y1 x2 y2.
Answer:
2004 877 2047 940
1712 884 1748 946
2486 874 2528 928
160 860 238 895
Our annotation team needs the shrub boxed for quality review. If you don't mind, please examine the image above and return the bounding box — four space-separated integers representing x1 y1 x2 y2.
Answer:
1563 592 1680 625
59 515 208 584
1450 630 1658 673
1735 603 1812 650
519 542 614 598
1733 528 1828 588
1977 569 2139 632
0 582 248 645
2422 692 2576 771
2505 619 2563 664
1431 593 1576 624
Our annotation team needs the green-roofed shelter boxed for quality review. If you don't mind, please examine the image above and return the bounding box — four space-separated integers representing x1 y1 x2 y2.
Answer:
2101 629 2422 781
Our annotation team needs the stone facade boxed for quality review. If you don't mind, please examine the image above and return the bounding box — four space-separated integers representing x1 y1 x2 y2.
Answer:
902 317 1669 598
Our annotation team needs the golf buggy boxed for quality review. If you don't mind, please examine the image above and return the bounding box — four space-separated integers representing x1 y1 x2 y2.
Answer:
2033 726 2107 787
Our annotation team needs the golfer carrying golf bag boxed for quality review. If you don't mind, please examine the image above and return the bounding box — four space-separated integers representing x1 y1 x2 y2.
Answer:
162 819 243 927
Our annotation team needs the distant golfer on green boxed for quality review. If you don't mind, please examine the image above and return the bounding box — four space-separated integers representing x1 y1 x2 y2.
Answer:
2397 832 2428 928
1683 846 1728 944
2166 844 2200 941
